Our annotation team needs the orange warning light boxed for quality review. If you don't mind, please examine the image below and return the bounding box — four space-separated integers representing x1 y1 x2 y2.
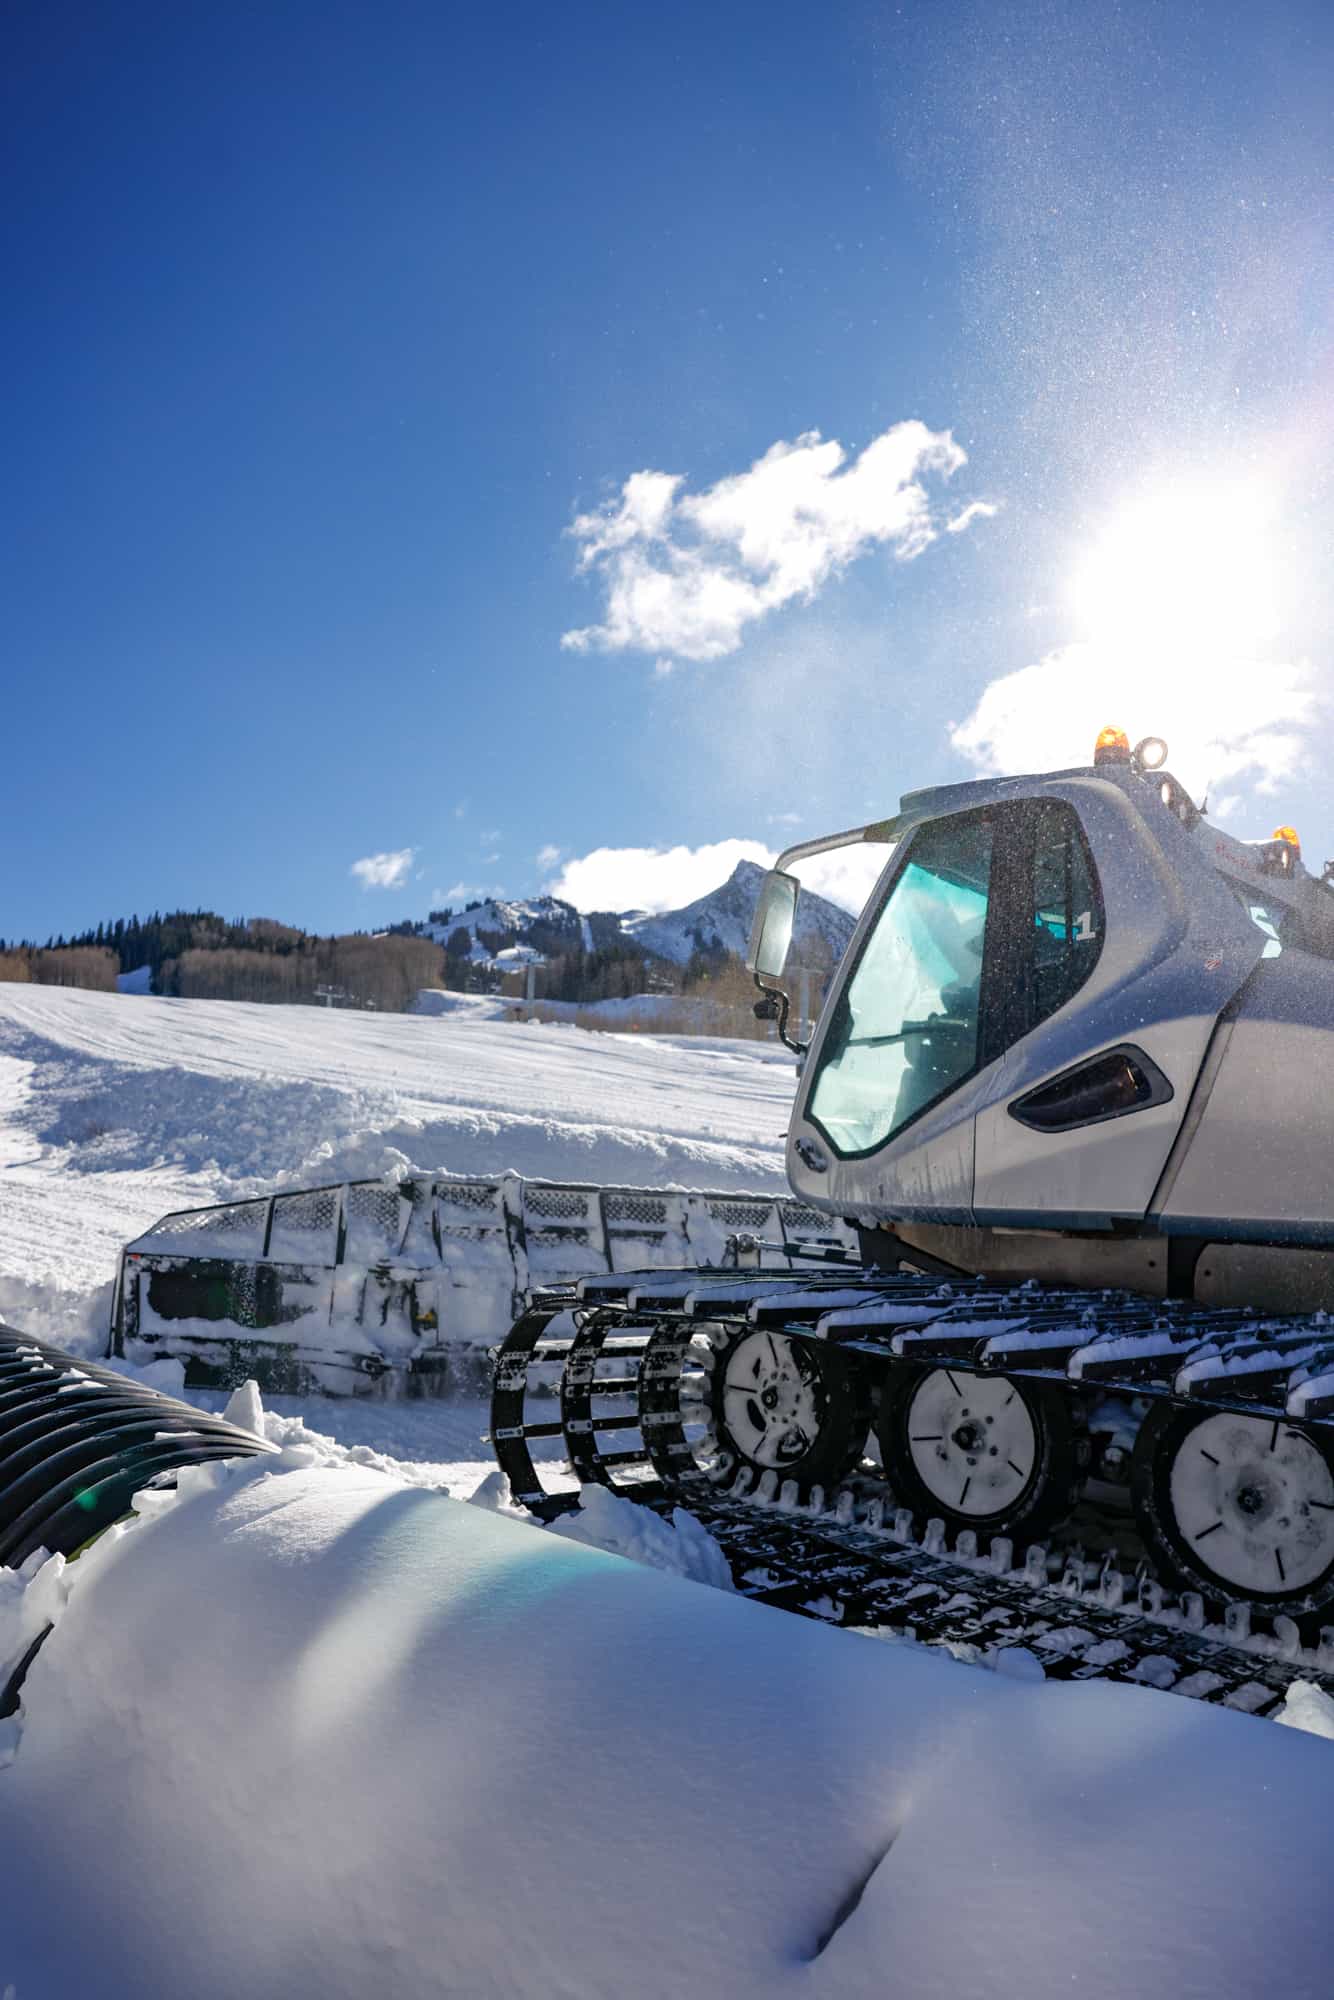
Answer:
1093 727 1131 765
1272 825 1301 852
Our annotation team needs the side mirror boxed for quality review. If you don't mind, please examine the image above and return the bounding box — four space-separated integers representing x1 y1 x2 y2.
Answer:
746 869 799 978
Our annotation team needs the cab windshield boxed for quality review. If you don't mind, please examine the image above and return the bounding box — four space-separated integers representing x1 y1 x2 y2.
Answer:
806 814 993 1157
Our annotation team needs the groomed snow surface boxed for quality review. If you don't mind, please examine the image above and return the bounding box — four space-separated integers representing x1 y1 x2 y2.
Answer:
3 984 1334 1997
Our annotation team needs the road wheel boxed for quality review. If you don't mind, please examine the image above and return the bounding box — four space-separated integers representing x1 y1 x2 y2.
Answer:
878 1364 1088 1538
1132 1403 1334 1616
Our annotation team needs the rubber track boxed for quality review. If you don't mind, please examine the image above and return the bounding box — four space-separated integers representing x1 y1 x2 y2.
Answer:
490 1268 1334 1714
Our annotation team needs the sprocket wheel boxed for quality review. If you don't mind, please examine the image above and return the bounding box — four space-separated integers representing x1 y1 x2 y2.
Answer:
710 1325 870 1489
1132 1403 1334 1618
877 1364 1088 1538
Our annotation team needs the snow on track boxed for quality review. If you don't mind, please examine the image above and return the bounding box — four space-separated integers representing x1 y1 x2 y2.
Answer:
0 984 793 1344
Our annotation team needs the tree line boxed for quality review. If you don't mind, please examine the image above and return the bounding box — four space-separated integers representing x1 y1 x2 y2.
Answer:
2 910 305 982
163 932 446 1012
0 945 119 991
0 909 445 1013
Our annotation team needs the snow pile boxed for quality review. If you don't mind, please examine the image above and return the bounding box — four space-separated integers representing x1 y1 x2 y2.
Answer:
546 1482 734 1588
0 1550 68 1768
1276 1677 1334 1739
2 1456 1333 1999
215 1378 472 1493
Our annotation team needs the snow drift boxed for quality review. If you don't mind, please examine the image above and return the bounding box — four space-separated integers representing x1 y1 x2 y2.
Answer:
2 1453 1332 1999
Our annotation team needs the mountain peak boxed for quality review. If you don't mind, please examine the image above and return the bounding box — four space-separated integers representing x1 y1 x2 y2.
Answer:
620 864 852 969
411 857 854 976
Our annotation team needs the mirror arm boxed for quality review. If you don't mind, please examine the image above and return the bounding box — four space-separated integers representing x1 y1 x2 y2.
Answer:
773 813 904 874
752 973 807 1057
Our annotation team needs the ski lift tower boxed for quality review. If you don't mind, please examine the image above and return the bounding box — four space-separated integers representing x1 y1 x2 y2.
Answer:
494 944 546 1018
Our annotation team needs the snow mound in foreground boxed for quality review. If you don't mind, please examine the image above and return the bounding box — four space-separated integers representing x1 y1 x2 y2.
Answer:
2 1455 1333 2000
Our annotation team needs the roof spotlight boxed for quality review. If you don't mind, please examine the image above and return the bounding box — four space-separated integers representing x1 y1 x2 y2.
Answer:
1134 736 1169 772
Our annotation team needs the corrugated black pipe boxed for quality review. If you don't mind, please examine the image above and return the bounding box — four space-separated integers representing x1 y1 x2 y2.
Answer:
0 1324 278 1717
0 1325 276 1570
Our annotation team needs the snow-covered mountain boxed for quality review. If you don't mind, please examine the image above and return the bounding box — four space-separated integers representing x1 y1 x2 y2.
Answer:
622 860 855 968
419 896 593 964
419 863 855 972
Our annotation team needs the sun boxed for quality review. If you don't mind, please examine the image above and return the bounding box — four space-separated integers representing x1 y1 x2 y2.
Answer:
1067 481 1281 660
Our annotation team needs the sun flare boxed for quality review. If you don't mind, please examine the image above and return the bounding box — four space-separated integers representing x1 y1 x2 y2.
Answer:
1067 483 1281 659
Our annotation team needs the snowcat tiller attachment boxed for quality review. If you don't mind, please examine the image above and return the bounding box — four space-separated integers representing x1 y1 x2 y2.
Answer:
111 1174 856 1395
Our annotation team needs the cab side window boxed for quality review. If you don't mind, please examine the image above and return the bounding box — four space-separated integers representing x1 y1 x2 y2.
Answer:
1030 805 1102 1028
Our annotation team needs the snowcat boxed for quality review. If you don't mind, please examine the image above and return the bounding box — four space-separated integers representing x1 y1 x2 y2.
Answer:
108 730 1334 1701
488 728 1334 1670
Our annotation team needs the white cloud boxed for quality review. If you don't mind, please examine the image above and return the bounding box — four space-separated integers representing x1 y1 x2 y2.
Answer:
548 836 886 919
551 839 773 913
946 499 999 534
479 828 501 846
950 641 1319 800
350 848 415 891
535 843 562 870
796 845 890 918
561 421 980 662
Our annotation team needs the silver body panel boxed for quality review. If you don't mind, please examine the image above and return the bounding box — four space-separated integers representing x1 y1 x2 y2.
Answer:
1158 949 1334 1243
782 765 1321 1247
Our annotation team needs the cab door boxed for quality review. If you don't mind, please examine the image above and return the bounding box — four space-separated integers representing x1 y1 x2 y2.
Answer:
788 805 998 1222
970 784 1257 1229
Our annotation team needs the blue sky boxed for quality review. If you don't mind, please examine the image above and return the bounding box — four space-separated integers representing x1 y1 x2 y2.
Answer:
5 0 1334 939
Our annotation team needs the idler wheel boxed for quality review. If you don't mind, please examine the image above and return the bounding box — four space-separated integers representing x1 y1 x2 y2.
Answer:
878 1365 1088 1537
1133 1404 1334 1615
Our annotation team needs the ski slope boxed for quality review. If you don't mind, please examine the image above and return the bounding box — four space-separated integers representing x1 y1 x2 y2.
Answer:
4 983 1334 1997
0 982 793 1349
